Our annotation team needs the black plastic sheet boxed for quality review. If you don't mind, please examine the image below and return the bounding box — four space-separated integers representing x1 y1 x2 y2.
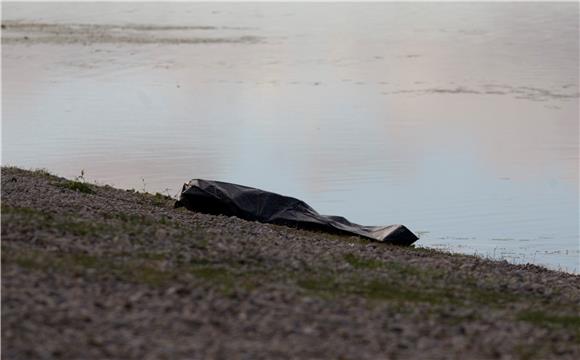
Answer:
175 179 418 246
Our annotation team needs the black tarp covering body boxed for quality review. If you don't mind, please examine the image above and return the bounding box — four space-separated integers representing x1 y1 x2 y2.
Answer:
175 179 418 246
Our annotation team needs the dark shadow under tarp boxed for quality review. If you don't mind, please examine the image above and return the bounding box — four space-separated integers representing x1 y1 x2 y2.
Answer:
175 179 418 246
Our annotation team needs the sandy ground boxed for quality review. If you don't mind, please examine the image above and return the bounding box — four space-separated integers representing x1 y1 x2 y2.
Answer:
2 167 580 359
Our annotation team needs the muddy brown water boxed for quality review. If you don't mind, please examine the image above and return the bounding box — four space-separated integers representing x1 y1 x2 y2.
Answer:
2 2 578 272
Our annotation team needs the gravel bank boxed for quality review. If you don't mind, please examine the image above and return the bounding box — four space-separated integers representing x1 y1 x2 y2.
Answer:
2 167 579 359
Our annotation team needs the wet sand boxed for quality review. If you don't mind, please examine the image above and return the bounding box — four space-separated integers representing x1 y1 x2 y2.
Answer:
2 167 579 359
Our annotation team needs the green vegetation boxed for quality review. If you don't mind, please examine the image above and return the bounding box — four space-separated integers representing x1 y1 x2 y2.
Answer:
103 212 156 226
3 204 107 236
517 310 580 329
343 253 384 269
57 180 95 194
513 343 549 360
31 168 53 177
343 253 440 278
3 247 172 287
295 268 532 308
152 192 173 206
2 203 209 251
55 220 107 237
297 275 440 304
2 245 262 294
0 205 45 217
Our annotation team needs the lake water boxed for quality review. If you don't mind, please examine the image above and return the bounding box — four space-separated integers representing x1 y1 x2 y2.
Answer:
2 2 578 272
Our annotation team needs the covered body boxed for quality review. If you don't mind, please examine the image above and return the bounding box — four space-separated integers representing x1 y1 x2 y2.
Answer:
175 179 418 246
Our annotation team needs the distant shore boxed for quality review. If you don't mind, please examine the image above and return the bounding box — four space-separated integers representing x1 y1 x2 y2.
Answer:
2 166 579 359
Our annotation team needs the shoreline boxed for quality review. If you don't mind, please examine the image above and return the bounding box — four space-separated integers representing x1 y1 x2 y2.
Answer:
2 166 579 358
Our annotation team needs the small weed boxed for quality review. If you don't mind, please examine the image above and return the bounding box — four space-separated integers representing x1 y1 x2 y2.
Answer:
343 253 384 269
358 279 439 303
32 168 53 177
466 287 520 306
57 180 95 194
111 213 154 226
513 343 547 360
179 229 209 249
75 169 86 182
4 247 108 274
297 274 441 304
136 252 168 261
188 260 266 294
297 276 340 294
3 248 173 287
189 266 245 296
343 253 431 279
152 192 171 206
517 311 580 329
68 253 102 268
125 264 175 287
11 254 42 270
55 220 105 236
190 266 230 280
188 258 214 266
3 245 265 294
444 311 482 326
1 205 50 218
382 261 424 277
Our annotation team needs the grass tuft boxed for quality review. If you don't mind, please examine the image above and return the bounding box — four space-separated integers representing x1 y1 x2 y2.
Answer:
517 311 580 329
343 253 384 269
297 274 441 304
58 180 95 194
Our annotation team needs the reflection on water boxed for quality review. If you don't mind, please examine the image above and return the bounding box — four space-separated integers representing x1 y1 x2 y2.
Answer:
2 2 579 272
